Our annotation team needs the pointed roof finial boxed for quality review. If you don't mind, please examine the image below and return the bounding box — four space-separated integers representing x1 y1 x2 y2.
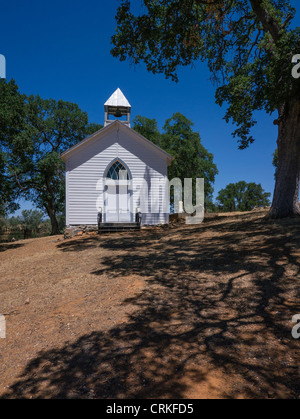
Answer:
104 88 131 108
104 88 131 127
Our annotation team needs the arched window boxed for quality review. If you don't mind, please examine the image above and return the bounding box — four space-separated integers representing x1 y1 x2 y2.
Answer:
106 161 129 180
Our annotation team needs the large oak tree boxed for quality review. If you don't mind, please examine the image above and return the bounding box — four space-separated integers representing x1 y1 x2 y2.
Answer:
0 80 102 234
111 0 300 218
0 80 26 216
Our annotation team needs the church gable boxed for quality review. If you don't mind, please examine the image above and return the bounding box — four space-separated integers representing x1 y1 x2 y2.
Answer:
61 120 172 168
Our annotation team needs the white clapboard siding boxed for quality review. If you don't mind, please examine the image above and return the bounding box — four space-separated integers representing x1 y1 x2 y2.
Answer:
64 122 171 226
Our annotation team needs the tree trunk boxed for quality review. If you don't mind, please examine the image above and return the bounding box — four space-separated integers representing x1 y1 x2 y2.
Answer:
267 99 300 218
45 203 60 235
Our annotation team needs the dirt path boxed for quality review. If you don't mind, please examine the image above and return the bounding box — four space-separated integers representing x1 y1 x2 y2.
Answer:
0 211 300 399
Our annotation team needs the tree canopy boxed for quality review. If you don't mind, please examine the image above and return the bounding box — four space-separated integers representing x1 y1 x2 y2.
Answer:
111 0 300 218
217 181 271 212
134 112 218 204
0 80 26 216
0 80 102 234
112 0 299 147
133 115 162 146
9 209 45 231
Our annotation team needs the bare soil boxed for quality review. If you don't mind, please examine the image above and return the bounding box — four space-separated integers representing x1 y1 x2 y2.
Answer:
0 210 300 399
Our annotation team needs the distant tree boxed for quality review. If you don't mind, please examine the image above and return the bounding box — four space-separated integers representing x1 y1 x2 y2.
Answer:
0 216 8 230
84 123 104 137
217 182 271 212
161 113 218 205
133 115 162 146
19 209 45 231
8 209 48 239
205 200 218 214
1 83 102 235
111 0 300 218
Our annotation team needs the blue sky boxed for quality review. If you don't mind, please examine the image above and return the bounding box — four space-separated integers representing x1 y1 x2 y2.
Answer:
1 0 299 214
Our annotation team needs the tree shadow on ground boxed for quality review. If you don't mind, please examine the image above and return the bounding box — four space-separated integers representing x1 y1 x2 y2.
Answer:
57 236 100 252
2 214 300 399
0 243 24 253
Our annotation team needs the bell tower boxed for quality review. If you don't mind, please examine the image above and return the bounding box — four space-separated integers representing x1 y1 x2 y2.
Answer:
104 88 131 128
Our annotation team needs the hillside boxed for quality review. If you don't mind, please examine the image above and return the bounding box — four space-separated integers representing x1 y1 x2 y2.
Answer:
0 210 299 399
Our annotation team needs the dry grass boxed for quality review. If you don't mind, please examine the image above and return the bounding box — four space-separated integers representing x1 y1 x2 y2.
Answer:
0 210 300 399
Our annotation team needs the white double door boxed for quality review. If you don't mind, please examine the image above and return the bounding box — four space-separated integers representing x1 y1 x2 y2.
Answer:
104 181 132 223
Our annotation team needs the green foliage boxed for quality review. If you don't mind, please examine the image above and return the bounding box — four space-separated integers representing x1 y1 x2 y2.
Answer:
162 113 218 201
56 214 66 233
205 199 219 214
0 80 101 234
84 122 104 137
133 112 218 204
217 181 271 212
14 209 45 231
4 210 51 240
0 79 26 216
0 216 8 230
133 115 162 146
111 0 300 148
273 149 279 178
0 151 13 216
0 79 26 141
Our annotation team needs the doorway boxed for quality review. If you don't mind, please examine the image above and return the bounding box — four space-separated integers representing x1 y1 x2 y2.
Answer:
104 160 132 223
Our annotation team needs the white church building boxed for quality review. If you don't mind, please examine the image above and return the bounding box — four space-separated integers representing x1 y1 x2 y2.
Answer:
61 89 173 230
